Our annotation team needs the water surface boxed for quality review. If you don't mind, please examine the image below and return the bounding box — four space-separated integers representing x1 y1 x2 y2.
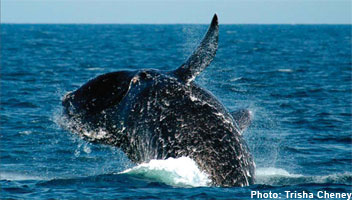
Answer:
1 24 351 199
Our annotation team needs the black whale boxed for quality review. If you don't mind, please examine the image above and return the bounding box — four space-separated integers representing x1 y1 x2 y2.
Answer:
62 14 255 187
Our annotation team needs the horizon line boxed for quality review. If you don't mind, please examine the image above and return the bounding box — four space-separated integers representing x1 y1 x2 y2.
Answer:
2 22 351 25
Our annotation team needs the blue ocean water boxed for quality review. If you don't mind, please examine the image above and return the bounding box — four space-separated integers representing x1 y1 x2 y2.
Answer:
1 24 351 199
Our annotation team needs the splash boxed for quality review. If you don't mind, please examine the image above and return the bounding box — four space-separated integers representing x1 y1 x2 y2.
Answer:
121 157 210 187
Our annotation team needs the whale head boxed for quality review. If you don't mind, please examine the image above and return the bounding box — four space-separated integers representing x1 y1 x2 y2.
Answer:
62 71 135 117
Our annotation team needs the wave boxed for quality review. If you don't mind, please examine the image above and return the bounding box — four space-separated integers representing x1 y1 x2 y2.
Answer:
121 157 210 187
256 167 352 186
277 69 293 73
0 172 44 181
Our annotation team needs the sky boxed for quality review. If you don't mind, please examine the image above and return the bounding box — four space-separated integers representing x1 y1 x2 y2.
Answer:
2 0 351 24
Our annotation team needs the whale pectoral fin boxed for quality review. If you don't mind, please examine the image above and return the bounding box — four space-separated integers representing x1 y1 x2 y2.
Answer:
231 109 252 134
173 14 219 82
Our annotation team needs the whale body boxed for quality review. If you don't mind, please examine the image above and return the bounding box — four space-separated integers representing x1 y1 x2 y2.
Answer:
62 14 255 187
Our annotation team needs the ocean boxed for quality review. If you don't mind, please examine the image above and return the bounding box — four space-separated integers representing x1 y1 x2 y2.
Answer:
1 24 351 199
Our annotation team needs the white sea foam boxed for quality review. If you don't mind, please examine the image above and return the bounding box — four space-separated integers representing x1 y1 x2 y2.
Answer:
0 172 43 181
256 167 301 177
229 77 243 82
86 67 103 71
121 157 210 187
256 167 303 184
277 69 293 72
19 130 33 135
256 167 352 186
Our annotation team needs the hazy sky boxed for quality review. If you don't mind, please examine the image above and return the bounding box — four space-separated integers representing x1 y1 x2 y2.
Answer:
2 0 351 24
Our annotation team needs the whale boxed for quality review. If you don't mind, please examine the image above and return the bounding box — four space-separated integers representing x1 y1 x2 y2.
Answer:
62 14 255 187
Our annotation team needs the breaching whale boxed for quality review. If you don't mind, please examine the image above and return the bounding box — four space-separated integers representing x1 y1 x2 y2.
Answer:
62 14 255 187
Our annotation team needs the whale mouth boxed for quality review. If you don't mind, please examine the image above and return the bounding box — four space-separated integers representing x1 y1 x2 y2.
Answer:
62 91 86 118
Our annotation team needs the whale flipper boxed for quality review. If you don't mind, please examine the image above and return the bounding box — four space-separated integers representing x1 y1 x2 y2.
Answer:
174 14 219 82
231 109 252 134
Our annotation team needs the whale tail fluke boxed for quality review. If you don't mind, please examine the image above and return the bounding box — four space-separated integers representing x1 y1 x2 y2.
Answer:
173 14 219 83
